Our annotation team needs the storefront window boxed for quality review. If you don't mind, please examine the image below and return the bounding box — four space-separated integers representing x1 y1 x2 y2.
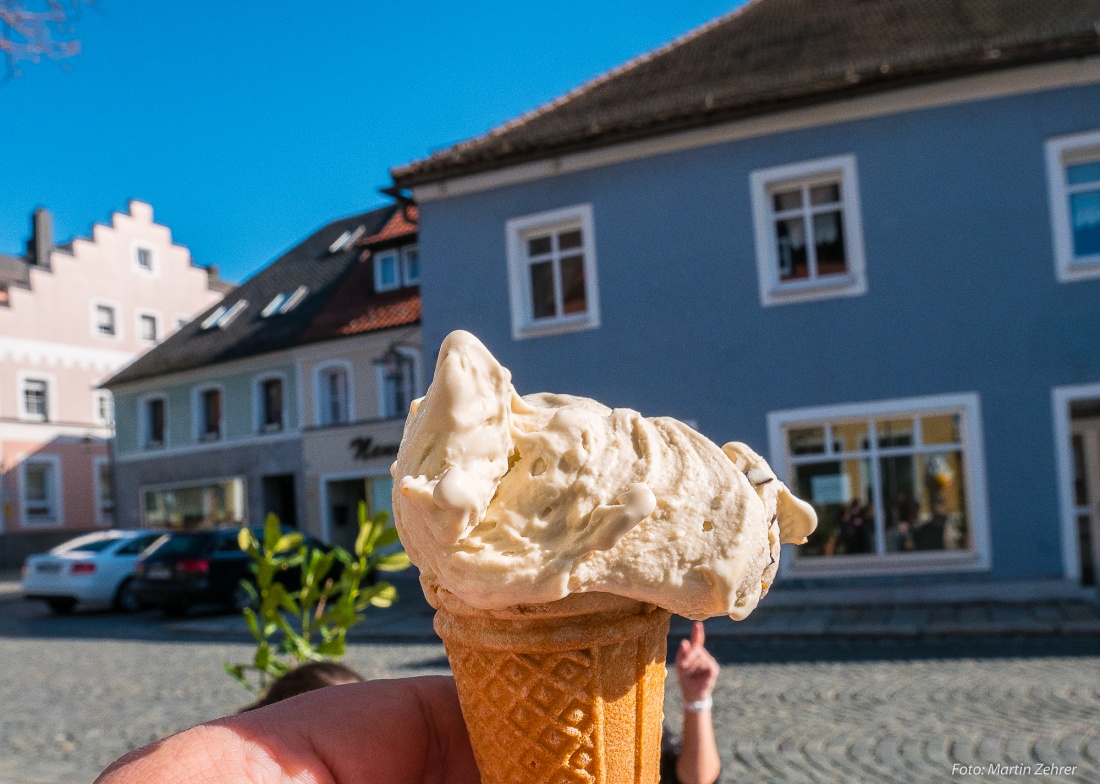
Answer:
144 478 245 529
786 409 971 559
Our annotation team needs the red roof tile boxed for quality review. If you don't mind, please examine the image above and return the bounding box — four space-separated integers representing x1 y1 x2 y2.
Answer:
300 256 421 343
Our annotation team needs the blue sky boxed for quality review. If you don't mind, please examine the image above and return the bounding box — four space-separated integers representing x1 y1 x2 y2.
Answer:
0 1 742 283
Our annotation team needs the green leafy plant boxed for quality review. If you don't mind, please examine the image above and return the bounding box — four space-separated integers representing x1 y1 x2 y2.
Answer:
224 503 410 693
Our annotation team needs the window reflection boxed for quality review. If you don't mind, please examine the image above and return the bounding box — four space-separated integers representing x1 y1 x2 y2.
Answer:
787 410 970 559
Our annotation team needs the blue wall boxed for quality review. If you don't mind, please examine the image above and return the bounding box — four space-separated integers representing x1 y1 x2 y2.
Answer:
416 83 1100 584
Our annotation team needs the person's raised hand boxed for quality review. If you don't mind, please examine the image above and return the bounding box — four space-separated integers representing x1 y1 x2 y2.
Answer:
95 675 480 784
675 621 719 704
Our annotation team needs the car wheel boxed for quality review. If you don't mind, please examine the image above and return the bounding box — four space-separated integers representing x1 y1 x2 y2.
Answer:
230 581 256 613
113 578 142 613
162 602 189 617
46 597 76 614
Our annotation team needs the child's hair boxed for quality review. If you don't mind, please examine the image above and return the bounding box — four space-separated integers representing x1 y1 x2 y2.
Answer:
240 662 365 712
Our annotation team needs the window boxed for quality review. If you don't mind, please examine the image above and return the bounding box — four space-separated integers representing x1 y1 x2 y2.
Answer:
94 390 114 426
199 388 222 440
135 246 154 272
143 478 245 528
262 286 309 317
144 396 166 448
176 316 190 331
768 394 989 576
376 349 416 419
95 458 114 523
505 204 600 339
1046 129 1100 282
95 304 117 337
200 300 248 330
139 313 158 342
22 457 60 525
401 245 420 286
260 377 284 432
22 378 49 421
374 250 400 293
317 364 351 426
750 155 867 306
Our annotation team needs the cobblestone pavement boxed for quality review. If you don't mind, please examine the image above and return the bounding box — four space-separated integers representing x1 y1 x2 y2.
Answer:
1 598 1098 783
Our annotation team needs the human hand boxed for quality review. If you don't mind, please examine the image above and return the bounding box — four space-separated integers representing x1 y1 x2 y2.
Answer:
95 675 480 784
675 621 719 704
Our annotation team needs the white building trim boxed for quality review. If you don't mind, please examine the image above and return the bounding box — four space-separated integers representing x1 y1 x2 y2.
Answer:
1049 382 1100 584
749 154 867 306
411 56 1100 203
1045 128 1100 282
0 336 131 375
504 203 601 340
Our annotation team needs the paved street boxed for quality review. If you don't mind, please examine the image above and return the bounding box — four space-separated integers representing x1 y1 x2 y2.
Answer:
1 592 1098 783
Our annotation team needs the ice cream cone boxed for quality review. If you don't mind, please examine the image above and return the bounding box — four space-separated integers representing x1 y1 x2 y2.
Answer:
424 578 672 784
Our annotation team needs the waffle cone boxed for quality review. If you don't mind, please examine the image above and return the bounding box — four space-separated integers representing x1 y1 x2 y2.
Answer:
423 579 671 784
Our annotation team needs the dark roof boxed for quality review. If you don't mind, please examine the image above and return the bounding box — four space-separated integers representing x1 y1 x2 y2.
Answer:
301 207 420 343
106 204 417 387
393 0 1100 186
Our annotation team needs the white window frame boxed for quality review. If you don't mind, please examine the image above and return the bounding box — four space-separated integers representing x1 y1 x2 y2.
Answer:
314 360 354 427
18 372 55 423
91 299 122 340
253 372 288 434
374 250 401 293
505 203 601 340
1045 129 1100 282
174 314 191 332
375 347 421 419
139 393 168 449
131 241 158 275
136 309 161 343
192 384 226 442
766 392 991 578
750 154 867 306
93 390 114 427
92 455 114 526
20 455 62 528
401 245 420 286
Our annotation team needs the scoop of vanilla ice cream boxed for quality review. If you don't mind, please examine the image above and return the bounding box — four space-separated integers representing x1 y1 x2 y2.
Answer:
392 331 816 620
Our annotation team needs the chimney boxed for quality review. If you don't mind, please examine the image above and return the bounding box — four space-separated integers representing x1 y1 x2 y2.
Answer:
27 207 53 268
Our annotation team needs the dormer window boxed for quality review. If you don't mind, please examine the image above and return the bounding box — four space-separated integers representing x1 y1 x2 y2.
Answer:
262 286 309 317
201 300 248 330
374 250 400 292
201 306 227 330
329 225 366 254
401 246 420 286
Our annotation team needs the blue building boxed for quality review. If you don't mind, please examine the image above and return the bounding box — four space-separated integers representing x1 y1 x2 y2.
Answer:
391 0 1100 601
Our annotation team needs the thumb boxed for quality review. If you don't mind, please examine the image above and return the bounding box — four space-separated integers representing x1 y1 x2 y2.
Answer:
690 620 705 648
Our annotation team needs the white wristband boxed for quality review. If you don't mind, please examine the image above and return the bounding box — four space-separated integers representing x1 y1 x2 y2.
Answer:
684 697 713 713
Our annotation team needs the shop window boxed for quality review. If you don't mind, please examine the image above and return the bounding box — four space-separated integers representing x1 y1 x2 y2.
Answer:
769 394 988 575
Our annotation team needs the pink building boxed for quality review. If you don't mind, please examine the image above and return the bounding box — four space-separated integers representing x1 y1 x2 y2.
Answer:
0 201 230 565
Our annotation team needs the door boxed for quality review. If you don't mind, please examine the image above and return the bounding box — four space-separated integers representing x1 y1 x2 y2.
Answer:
1070 419 1100 586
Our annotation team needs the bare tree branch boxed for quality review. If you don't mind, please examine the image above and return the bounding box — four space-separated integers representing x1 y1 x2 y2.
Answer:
0 0 94 76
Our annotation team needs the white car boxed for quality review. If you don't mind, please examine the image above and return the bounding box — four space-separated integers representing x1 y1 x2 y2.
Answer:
21 530 166 614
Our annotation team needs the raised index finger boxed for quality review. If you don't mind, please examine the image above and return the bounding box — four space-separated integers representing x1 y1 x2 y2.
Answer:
690 620 705 648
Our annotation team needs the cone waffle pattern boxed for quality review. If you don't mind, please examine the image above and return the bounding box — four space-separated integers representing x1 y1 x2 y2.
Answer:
436 599 670 784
